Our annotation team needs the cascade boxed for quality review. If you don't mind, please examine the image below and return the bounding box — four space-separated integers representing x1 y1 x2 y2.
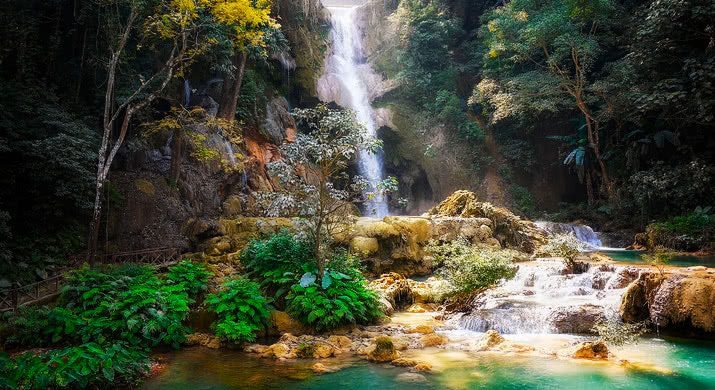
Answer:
535 221 603 248
450 260 630 334
318 6 389 217
223 139 237 166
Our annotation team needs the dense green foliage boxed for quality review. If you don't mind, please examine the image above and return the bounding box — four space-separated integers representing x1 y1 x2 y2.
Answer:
166 260 213 300
6 265 193 349
206 277 272 343
286 268 382 331
241 232 313 303
427 239 517 296
0 342 149 389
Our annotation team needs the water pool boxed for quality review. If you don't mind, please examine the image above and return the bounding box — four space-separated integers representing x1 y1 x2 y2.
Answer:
143 336 715 389
598 249 715 268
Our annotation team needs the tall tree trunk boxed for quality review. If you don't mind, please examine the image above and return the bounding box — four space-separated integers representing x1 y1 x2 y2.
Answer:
170 131 183 183
217 52 248 121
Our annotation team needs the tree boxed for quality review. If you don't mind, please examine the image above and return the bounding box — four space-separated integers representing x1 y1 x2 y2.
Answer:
478 0 618 203
210 0 278 121
258 104 396 280
88 0 209 260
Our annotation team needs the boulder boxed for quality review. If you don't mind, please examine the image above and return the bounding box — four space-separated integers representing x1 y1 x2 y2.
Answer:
420 333 446 347
271 311 312 336
475 330 505 351
572 341 609 359
428 190 546 253
367 336 399 362
549 305 606 334
621 271 715 333
185 333 221 349
350 236 380 256
261 343 293 359
407 325 435 334
222 195 243 217
328 335 353 350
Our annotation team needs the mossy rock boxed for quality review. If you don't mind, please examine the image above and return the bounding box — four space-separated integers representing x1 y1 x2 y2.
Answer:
134 178 156 197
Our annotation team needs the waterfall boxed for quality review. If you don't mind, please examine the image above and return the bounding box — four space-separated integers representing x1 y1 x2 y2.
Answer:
535 221 603 248
318 6 389 218
223 139 237 166
451 260 630 334
183 80 191 107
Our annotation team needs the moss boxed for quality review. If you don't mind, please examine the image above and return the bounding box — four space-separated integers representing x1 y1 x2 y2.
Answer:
374 336 394 353
134 178 156 197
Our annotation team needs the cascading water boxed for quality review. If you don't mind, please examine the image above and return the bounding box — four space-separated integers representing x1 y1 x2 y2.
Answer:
535 221 604 248
318 6 389 217
449 260 635 334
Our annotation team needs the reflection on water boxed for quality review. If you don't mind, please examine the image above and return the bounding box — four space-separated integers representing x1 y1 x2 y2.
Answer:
600 249 715 268
144 336 715 389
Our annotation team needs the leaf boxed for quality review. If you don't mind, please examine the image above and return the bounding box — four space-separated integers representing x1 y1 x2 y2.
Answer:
321 274 332 289
299 272 316 288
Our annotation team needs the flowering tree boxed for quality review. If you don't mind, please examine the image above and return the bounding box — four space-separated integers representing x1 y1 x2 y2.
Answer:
259 104 398 280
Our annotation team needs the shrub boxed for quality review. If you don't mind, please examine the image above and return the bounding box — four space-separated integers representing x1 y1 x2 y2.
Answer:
205 277 272 343
428 240 517 296
59 265 191 348
534 233 588 269
657 207 715 236
2 342 149 389
165 260 212 299
286 269 383 332
5 306 79 347
241 232 312 303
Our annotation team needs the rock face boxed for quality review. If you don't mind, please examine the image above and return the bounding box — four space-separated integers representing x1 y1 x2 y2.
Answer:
549 305 606 334
428 191 547 253
620 271 715 333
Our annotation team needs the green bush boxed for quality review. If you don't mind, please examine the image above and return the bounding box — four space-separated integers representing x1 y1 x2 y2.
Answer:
165 260 212 299
657 208 715 236
205 277 272 343
5 306 79 347
241 232 312 303
534 233 588 265
428 239 517 296
286 269 383 332
1 342 149 389
59 265 191 348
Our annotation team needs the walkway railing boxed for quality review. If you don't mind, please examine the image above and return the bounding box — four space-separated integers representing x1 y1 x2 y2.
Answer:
0 247 182 312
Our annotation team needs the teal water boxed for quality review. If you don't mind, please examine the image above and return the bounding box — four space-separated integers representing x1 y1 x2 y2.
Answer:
144 337 715 389
599 249 715 268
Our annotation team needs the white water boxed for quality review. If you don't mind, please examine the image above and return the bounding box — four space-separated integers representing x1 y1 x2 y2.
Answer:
535 221 604 248
223 139 237 166
450 260 634 334
318 7 389 217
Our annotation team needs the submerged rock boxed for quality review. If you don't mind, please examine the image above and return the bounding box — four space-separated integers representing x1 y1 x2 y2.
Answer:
420 333 447 347
572 341 609 359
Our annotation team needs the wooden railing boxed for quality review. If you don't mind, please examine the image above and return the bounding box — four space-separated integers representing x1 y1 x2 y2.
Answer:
0 247 182 312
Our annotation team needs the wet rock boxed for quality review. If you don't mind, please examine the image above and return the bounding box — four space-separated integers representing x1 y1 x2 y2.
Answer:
327 335 352 350
572 341 609 359
420 333 447 347
311 363 331 374
396 372 428 383
608 267 640 289
475 330 505 351
367 336 399 362
406 303 437 313
185 333 221 349
550 305 606 334
407 325 435 334
620 271 715 333
261 343 293 359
